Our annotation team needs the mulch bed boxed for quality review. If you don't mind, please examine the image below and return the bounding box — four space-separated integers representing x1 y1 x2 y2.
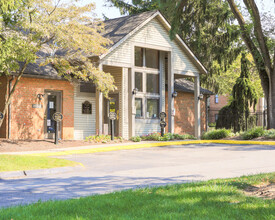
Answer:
0 139 130 153
244 183 275 200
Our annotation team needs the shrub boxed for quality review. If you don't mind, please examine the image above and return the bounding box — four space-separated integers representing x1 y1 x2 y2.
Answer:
241 127 265 140
202 129 231 140
130 136 141 142
264 129 275 139
85 135 111 143
140 133 195 141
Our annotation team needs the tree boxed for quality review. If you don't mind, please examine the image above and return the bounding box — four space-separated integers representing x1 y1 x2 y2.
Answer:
0 0 116 128
216 53 258 132
107 0 275 129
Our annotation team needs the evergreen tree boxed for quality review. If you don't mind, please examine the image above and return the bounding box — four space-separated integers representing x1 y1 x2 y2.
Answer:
216 53 258 132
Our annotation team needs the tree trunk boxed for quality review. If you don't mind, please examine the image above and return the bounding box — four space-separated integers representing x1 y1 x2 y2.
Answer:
0 61 28 130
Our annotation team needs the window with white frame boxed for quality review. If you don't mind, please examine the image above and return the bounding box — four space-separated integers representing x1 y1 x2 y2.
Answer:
215 94 219 103
134 46 160 119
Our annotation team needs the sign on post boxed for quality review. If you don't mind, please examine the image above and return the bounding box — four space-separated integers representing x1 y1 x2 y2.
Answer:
52 112 63 145
159 112 167 137
0 112 3 120
109 112 117 140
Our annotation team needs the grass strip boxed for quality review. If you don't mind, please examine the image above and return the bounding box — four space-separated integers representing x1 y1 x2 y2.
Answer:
0 173 274 219
0 155 79 172
29 140 275 157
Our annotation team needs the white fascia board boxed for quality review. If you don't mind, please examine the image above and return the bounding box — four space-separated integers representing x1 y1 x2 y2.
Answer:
99 11 161 61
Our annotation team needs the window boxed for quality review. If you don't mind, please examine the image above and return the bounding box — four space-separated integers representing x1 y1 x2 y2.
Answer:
146 74 159 93
147 99 159 118
135 47 143 67
215 95 219 103
135 72 143 92
215 114 219 122
145 48 159 69
135 98 143 118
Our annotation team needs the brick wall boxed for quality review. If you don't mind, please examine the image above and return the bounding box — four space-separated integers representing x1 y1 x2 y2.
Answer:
0 77 8 138
165 91 207 136
7 76 74 140
208 94 229 123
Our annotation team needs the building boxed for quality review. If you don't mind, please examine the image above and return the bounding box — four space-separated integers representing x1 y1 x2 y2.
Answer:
0 10 211 140
209 94 266 126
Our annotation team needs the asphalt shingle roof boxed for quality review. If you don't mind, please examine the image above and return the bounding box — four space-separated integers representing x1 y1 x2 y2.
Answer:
103 10 157 47
174 78 213 95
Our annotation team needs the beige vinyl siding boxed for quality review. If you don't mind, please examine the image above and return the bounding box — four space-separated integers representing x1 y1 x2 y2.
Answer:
74 84 96 140
103 18 199 75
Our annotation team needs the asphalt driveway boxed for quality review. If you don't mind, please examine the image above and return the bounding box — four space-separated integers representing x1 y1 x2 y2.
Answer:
1 143 275 208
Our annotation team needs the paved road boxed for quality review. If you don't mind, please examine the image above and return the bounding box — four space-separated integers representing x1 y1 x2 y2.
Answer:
1 143 275 208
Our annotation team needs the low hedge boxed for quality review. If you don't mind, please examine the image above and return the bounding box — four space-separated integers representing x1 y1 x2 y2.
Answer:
202 129 232 140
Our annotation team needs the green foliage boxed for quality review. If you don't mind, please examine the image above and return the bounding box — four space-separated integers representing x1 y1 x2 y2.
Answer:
85 135 123 143
216 53 258 132
241 127 265 140
140 132 195 141
209 122 216 127
130 136 141 142
264 129 275 139
202 129 232 140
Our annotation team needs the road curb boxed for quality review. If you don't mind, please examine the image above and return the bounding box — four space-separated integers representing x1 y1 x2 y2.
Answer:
0 164 85 179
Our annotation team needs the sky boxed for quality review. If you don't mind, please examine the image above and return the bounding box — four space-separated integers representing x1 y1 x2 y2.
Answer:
87 0 274 19
72 0 274 19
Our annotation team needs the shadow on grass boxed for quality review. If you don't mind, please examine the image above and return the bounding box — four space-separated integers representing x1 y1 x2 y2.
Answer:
1 177 274 220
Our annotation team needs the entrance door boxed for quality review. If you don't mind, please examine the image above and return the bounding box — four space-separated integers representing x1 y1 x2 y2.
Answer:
104 94 119 136
44 91 62 139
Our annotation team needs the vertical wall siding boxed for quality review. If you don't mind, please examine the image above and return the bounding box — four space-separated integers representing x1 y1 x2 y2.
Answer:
74 84 96 140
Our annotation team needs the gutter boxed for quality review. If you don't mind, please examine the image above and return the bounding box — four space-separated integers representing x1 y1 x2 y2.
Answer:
8 76 14 139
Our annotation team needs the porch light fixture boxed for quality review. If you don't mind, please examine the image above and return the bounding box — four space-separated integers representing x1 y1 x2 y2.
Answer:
198 94 204 100
37 94 45 101
132 88 138 95
172 91 177 98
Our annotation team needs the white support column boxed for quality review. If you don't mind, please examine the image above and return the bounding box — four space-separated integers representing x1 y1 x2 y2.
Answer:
96 64 103 135
122 67 129 139
194 76 201 139
160 51 166 113
128 68 135 137
168 52 174 133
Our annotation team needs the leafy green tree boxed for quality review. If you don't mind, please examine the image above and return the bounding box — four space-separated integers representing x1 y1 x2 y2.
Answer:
0 0 116 128
107 0 275 129
216 53 258 132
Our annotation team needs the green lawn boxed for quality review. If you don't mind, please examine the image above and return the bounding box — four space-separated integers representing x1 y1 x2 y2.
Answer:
1 173 274 220
0 155 79 172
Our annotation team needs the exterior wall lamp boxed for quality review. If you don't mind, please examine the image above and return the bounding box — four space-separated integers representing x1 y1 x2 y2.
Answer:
37 94 45 101
198 94 204 100
132 88 138 95
172 91 177 98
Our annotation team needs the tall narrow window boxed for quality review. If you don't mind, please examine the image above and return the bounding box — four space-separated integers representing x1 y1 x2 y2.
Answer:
145 48 159 69
135 72 143 92
135 47 143 67
215 94 219 103
146 74 159 93
135 98 143 118
147 99 159 118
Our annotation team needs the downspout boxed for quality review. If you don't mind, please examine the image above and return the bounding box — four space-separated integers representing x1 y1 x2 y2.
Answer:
205 95 210 132
8 76 14 139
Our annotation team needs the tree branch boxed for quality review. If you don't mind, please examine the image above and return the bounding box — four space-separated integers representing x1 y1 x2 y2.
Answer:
243 0 272 75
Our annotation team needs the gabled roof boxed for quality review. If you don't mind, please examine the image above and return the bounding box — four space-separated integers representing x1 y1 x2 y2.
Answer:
103 10 157 47
101 10 207 75
175 78 214 95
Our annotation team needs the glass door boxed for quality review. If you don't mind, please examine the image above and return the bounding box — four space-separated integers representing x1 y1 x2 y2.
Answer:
44 91 62 139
